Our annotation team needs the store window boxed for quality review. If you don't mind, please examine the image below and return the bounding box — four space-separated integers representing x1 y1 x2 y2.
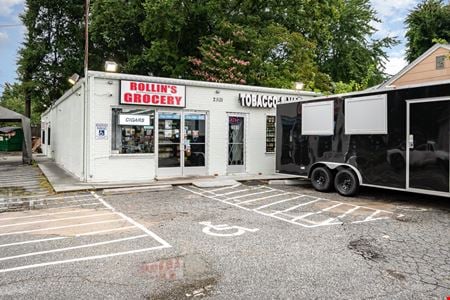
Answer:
111 108 155 154
266 116 276 153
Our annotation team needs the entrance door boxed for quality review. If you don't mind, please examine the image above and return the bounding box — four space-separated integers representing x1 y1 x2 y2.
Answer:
227 115 246 173
407 98 449 194
183 113 207 176
157 111 207 178
157 112 182 177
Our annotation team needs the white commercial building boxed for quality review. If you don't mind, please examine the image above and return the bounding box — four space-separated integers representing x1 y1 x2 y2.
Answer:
41 71 316 183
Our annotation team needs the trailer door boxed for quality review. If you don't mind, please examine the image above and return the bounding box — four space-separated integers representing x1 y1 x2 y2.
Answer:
407 98 450 195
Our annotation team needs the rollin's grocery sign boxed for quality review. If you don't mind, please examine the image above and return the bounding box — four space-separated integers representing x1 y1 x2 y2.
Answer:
120 80 186 107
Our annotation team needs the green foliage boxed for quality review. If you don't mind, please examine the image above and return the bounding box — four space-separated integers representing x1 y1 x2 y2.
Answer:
405 0 450 62
18 0 85 113
11 0 398 114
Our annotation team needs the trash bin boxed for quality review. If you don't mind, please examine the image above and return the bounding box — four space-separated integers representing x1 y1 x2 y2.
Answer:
0 127 24 152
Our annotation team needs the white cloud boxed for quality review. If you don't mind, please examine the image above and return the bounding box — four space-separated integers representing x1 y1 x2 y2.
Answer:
371 0 419 18
384 56 408 76
0 32 8 43
0 0 24 16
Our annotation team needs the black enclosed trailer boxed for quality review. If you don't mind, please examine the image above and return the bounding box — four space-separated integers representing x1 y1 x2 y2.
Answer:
276 81 450 197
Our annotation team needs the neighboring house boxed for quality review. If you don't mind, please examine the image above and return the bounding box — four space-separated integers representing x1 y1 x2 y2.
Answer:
379 44 450 89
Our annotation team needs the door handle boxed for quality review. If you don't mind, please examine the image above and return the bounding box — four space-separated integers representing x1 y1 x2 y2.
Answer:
408 134 414 149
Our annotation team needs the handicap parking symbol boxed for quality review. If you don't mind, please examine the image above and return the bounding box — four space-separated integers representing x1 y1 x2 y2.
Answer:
199 221 259 237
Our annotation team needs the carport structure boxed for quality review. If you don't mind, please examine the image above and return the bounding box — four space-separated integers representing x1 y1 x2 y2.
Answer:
0 106 32 164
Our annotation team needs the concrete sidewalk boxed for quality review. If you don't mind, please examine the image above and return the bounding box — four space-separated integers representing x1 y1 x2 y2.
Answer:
37 159 303 193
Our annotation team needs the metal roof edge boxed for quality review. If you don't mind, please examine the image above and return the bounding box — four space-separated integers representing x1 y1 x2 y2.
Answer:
87 71 318 97
291 79 450 103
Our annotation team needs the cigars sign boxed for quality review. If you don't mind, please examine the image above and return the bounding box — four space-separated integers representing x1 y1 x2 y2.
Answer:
120 80 186 107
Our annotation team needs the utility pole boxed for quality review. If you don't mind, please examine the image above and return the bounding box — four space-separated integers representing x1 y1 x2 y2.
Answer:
84 0 90 77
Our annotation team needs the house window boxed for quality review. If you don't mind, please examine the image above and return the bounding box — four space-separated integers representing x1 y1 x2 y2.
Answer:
436 55 445 69
301 101 334 135
111 108 155 154
266 115 276 153
345 94 387 135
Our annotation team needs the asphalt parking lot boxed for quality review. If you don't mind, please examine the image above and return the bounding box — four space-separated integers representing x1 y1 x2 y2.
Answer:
0 181 449 299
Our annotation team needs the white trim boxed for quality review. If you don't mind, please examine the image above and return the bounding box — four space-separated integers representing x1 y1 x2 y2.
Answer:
88 71 317 96
380 44 450 88
301 101 334 136
344 94 388 135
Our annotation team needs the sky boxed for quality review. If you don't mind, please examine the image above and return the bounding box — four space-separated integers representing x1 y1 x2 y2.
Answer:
0 0 422 95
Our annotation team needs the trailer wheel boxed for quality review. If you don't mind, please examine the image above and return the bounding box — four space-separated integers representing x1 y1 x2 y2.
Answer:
334 169 359 197
310 167 333 192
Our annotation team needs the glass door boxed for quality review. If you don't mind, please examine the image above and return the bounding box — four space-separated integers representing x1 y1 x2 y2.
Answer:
227 115 246 173
183 113 207 175
407 99 449 194
157 112 182 177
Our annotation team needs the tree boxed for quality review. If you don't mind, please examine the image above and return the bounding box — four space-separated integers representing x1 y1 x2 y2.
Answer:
18 0 85 113
89 0 146 72
189 21 333 90
317 0 397 84
405 0 450 62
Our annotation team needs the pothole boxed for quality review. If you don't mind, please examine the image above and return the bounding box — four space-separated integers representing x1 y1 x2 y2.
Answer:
348 238 384 261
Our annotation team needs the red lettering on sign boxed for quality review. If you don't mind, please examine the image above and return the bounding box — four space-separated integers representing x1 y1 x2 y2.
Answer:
170 86 177 94
175 96 182 106
167 96 174 105
160 95 167 105
134 94 142 103
130 82 137 91
142 94 151 103
124 93 132 103
161 85 167 93
137 83 145 91
151 94 159 104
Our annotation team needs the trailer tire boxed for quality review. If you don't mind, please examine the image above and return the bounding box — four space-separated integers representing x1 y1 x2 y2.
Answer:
334 169 359 196
310 167 333 192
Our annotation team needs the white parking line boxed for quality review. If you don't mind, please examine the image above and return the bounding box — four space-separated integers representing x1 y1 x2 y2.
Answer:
0 219 124 236
254 196 307 211
0 226 136 249
0 208 109 221
0 212 115 228
271 198 322 214
181 185 397 228
227 188 274 200
0 235 148 262
235 192 291 205
0 192 171 273
0 245 168 274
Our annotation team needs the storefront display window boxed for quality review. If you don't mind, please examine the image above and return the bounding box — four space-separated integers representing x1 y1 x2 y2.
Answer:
266 116 276 153
112 108 155 154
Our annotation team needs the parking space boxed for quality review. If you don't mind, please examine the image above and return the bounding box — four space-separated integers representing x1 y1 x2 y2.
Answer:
0 191 170 274
180 184 400 228
0 180 448 299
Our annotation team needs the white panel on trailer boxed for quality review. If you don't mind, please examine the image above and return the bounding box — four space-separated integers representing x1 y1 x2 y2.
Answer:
301 101 334 135
345 94 387 135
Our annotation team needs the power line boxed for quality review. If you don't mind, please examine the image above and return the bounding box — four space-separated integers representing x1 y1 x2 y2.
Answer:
0 24 22 28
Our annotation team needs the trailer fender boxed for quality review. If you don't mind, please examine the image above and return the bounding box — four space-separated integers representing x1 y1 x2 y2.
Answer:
309 162 363 185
